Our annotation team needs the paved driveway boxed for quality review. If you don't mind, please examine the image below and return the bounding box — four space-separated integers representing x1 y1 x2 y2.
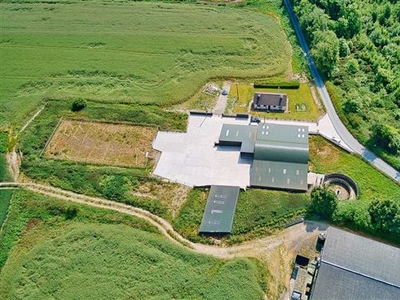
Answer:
153 115 252 188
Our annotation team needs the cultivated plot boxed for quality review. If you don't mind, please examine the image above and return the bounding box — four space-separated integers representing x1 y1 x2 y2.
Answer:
45 120 157 168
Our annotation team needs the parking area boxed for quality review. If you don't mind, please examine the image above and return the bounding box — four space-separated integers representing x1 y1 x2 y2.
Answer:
152 115 252 188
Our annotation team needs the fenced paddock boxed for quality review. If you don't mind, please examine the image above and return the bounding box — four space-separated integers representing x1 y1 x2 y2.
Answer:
44 119 157 168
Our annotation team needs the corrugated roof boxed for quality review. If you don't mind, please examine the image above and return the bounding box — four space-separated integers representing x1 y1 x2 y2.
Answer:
250 160 308 191
256 123 308 144
311 227 400 300
199 185 240 234
218 124 257 153
311 263 400 300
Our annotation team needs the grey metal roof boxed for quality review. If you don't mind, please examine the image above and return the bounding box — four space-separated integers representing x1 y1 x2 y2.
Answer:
199 185 240 234
217 122 309 191
256 123 308 145
253 92 287 107
311 227 400 300
311 263 400 300
250 160 308 191
218 124 257 153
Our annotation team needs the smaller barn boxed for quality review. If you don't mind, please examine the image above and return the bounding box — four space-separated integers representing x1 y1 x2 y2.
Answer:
252 92 287 112
199 185 240 234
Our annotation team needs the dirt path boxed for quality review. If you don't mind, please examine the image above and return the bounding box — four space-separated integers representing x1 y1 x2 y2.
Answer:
18 104 46 135
0 181 326 258
0 181 327 298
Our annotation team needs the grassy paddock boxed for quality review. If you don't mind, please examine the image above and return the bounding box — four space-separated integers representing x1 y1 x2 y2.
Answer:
0 190 268 299
0 0 290 128
253 83 320 121
18 99 188 220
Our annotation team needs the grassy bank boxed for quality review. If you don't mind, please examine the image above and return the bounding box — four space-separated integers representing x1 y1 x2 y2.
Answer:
0 190 268 299
310 136 400 201
0 0 291 129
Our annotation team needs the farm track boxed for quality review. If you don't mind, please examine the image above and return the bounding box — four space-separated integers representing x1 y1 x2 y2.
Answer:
0 181 325 260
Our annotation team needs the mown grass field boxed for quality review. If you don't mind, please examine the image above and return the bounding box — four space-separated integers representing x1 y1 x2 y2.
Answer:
0 190 268 300
0 0 291 129
226 83 320 121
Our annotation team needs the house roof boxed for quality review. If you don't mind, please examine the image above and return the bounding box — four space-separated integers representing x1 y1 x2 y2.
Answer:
311 227 400 300
199 185 240 234
253 92 287 106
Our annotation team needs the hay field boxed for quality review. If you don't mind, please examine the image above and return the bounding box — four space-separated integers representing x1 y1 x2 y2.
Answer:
0 0 291 128
45 120 157 167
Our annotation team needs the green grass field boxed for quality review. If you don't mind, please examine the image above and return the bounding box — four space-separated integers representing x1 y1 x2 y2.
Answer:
226 82 320 120
0 190 268 299
173 188 309 244
310 136 400 201
0 0 291 129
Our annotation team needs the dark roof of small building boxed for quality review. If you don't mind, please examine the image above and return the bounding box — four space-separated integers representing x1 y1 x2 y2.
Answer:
253 92 287 107
218 124 257 153
311 227 400 300
199 185 240 234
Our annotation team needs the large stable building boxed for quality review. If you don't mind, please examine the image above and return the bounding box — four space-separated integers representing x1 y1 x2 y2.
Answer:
218 122 309 191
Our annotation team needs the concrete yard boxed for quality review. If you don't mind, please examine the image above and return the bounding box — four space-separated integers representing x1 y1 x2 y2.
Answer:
153 115 253 188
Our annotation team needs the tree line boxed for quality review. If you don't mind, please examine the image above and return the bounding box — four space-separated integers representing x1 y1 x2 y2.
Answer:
292 0 400 168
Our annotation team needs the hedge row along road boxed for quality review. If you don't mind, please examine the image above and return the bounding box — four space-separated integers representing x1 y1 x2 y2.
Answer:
283 0 400 183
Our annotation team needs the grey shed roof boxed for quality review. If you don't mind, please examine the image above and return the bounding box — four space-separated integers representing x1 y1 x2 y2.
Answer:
251 160 308 191
311 227 400 300
251 123 309 191
199 185 240 234
253 92 287 106
218 124 257 153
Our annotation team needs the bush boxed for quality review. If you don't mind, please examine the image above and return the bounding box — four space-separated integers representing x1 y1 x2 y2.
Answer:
71 98 87 112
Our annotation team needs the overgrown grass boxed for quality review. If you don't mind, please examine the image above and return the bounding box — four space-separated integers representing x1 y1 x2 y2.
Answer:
0 0 291 129
310 136 400 201
17 100 187 220
0 190 13 228
0 189 268 299
0 131 13 227
173 188 309 245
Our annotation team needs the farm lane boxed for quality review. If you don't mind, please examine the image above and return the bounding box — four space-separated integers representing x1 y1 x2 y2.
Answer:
0 181 325 260
283 0 400 182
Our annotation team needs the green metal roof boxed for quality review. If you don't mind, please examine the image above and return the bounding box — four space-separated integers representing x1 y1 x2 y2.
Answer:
256 123 308 144
218 124 257 153
217 122 309 191
254 140 308 163
199 185 240 234
250 160 308 191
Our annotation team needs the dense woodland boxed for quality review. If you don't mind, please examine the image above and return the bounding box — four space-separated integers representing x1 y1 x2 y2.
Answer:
292 0 400 168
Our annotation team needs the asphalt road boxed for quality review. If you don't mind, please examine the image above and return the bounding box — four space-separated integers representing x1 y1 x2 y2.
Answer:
283 0 400 183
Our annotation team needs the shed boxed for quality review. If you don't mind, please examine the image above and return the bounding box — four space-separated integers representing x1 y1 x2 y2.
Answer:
199 185 240 234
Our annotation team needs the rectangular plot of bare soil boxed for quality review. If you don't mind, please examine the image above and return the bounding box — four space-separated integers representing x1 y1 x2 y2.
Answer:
45 120 157 167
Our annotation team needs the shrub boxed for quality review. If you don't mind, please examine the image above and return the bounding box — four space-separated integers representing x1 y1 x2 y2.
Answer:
71 98 87 112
